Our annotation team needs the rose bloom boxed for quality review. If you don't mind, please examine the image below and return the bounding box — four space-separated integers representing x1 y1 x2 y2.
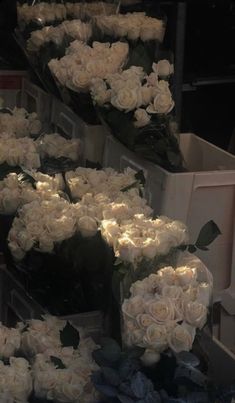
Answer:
143 323 168 352
168 322 196 353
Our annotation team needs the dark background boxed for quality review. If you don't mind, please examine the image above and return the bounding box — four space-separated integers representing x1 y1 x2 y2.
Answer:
0 0 235 149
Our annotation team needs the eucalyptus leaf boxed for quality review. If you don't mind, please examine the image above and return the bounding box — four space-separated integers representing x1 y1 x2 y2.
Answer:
195 220 221 250
102 366 120 386
118 394 135 403
100 337 122 363
94 384 118 397
60 321 80 349
174 365 207 387
131 372 149 399
119 359 140 381
50 356 66 369
119 382 136 398
175 352 200 368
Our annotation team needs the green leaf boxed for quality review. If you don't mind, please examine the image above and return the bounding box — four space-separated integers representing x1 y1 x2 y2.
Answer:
121 181 139 193
99 337 122 363
188 244 197 254
60 321 80 349
195 220 221 250
102 366 120 386
135 170 146 186
50 356 66 369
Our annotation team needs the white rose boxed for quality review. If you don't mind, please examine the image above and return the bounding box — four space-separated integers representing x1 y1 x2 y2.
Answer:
184 300 207 329
162 285 183 300
122 296 145 319
113 20 128 37
1 190 20 214
140 24 159 41
130 329 145 347
146 72 159 87
143 323 167 352
53 375 85 402
139 85 153 105
47 216 76 243
117 237 142 264
147 92 174 114
152 60 174 77
8 241 25 261
92 88 111 106
196 282 212 307
39 235 54 253
78 216 98 238
141 349 161 366
100 219 120 246
127 24 140 41
175 266 196 288
146 273 162 293
136 314 154 329
157 266 175 287
134 108 151 128
70 71 91 92
16 230 34 252
34 370 57 398
6 146 22 166
168 322 196 353
146 297 176 324
111 88 139 112
130 279 150 297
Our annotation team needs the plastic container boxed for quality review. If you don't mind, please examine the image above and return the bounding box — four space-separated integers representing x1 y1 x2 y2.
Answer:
51 97 84 139
21 78 52 128
83 123 109 165
200 329 235 384
0 70 28 109
0 264 104 338
103 133 235 310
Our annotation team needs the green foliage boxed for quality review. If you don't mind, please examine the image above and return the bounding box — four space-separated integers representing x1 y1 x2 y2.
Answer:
60 321 80 349
50 356 66 369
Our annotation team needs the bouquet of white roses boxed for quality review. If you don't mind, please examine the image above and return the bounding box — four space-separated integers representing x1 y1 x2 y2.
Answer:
122 253 213 364
0 107 42 138
91 61 183 171
81 0 119 21
27 19 92 53
17 1 67 38
93 12 165 43
0 323 22 359
65 166 142 200
0 133 41 176
101 214 188 266
0 357 32 402
48 40 129 123
0 171 64 215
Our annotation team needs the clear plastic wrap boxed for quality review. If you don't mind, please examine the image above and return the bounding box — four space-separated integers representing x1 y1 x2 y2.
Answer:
81 0 120 22
121 251 213 361
17 1 67 38
93 11 166 44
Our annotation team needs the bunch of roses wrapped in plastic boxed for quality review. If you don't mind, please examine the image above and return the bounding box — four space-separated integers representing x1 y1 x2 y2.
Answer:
0 316 99 402
27 19 92 53
0 108 81 175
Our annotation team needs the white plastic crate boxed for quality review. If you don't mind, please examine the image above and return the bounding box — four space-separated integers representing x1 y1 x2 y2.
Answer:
83 123 109 165
51 97 84 140
0 70 28 109
213 303 235 355
21 79 52 128
103 133 235 311
0 265 104 338
200 329 235 384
